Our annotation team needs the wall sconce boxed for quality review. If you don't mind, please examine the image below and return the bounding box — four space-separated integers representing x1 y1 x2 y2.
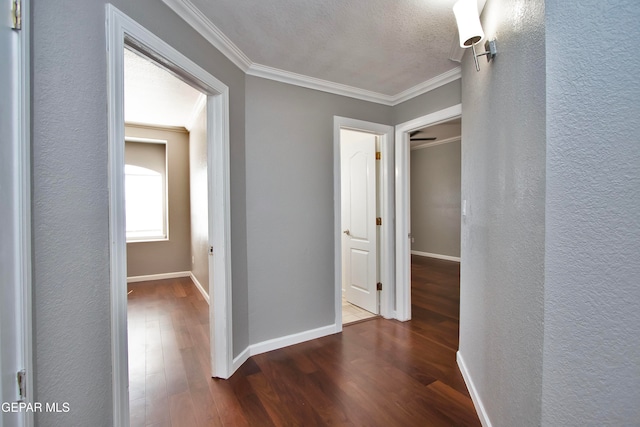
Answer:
453 0 497 72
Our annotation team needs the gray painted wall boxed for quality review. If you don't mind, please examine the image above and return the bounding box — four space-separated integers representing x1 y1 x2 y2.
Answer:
245 76 391 344
410 140 461 258
32 0 247 424
393 79 461 125
189 108 210 294
458 0 546 426
542 1 640 425
125 125 192 277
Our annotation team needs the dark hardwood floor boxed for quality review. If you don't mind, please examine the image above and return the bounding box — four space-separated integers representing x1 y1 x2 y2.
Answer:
127 256 480 426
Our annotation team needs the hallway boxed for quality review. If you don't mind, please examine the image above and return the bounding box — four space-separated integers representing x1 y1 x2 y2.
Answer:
127 256 478 426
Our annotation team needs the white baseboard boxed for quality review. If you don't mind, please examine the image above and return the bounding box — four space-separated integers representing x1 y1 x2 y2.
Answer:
457 351 492 427
232 347 251 372
411 250 461 262
250 324 339 357
232 324 339 374
127 271 190 283
189 272 210 304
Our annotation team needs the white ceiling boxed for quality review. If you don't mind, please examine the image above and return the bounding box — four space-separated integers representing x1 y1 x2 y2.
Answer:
124 1 484 126
163 0 486 104
124 48 204 128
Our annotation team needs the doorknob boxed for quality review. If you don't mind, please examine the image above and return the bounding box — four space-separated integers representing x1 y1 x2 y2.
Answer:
343 229 351 236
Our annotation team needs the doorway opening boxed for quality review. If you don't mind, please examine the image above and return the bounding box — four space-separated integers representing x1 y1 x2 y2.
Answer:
339 129 381 324
333 117 394 329
394 104 462 321
107 6 232 425
123 47 212 425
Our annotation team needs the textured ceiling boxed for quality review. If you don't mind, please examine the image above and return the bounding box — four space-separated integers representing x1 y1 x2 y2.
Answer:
187 0 469 96
124 49 203 128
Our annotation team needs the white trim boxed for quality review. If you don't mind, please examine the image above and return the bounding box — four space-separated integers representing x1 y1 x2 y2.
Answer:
247 63 395 105
233 324 339 372
107 6 234 426
189 272 210 304
161 0 461 106
395 104 462 322
334 117 395 325
13 0 34 425
250 325 338 357
391 68 461 106
124 136 167 144
161 0 251 71
185 92 207 131
126 271 190 283
411 250 461 263
411 136 461 151
231 347 251 372
457 351 493 427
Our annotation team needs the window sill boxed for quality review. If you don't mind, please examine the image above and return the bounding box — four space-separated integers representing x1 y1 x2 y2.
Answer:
126 237 168 244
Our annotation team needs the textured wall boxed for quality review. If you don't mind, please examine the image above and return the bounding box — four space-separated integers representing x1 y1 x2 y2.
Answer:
125 125 192 277
542 1 640 425
189 108 210 294
32 0 112 423
458 0 546 425
31 0 248 424
410 140 461 258
245 76 391 344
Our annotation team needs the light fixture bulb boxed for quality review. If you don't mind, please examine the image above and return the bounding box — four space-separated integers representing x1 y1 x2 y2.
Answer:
453 0 485 48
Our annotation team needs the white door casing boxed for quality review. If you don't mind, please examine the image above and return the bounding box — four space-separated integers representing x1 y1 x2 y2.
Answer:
107 6 233 426
394 104 462 322
0 0 33 426
341 130 378 314
334 117 394 328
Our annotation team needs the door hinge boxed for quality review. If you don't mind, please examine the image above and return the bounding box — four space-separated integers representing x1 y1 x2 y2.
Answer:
11 0 21 30
375 151 381 160
17 370 26 401
376 217 382 226
376 282 382 291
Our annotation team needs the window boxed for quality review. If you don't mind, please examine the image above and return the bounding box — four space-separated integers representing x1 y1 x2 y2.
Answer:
125 139 167 241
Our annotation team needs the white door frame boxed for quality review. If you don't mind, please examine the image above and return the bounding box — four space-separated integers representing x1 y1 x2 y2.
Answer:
1 0 33 425
394 104 462 321
106 5 233 426
334 117 394 328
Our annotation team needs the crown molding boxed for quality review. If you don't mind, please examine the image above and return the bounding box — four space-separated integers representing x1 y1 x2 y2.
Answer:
162 0 251 71
247 63 395 105
391 67 461 106
163 0 462 106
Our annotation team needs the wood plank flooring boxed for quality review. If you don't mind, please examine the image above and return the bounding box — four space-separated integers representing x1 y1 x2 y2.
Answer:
127 256 480 426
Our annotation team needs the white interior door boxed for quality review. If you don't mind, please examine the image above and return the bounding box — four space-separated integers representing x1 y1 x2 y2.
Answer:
341 130 378 314
1 2 29 425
